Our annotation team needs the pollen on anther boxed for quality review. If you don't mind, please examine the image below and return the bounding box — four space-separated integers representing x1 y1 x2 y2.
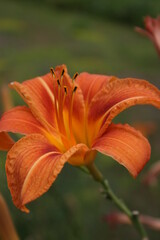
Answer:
61 69 65 77
73 72 79 80
64 86 67 94
73 86 78 93
57 79 61 86
50 67 55 77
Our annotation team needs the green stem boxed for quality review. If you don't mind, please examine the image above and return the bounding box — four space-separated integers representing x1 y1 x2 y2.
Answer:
87 163 148 240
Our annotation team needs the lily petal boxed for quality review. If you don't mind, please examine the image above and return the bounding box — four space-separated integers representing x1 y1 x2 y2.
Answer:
88 78 160 140
76 72 112 106
0 132 14 151
6 134 56 212
74 72 113 143
0 106 45 135
92 123 151 177
10 73 57 133
6 134 88 212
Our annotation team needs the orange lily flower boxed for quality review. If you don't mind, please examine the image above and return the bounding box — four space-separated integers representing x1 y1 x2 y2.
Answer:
135 16 160 56
0 64 160 212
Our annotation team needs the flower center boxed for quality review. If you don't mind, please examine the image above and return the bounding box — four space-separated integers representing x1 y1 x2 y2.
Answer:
40 68 79 152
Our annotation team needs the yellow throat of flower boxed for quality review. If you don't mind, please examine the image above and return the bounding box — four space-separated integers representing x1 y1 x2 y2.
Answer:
39 68 82 153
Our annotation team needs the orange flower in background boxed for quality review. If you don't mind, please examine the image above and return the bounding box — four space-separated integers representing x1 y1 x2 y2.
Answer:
142 161 160 186
135 16 160 56
0 193 19 240
0 132 14 151
132 121 157 137
0 85 14 151
0 64 160 212
104 212 160 231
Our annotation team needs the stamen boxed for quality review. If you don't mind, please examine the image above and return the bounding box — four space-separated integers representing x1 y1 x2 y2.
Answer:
57 79 61 87
64 86 67 95
62 86 67 108
67 85 78 145
73 72 79 80
50 67 55 77
40 71 70 151
73 86 78 93
43 69 80 150
56 77 67 138
61 69 65 77
50 73 59 131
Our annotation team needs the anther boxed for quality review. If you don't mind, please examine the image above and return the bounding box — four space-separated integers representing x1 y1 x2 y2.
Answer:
64 86 67 94
57 79 61 87
61 69 65 77
73 86 77 93
73 72 79 80
50 67 55 77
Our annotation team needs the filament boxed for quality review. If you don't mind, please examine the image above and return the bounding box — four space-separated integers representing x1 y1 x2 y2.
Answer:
40 68 79 150
68 86 77 144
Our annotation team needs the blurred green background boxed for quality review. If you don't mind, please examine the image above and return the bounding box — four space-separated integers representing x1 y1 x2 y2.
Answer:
0 0 160 239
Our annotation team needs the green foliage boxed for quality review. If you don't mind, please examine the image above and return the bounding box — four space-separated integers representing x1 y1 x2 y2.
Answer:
52 0 160 24
16 0 160 25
